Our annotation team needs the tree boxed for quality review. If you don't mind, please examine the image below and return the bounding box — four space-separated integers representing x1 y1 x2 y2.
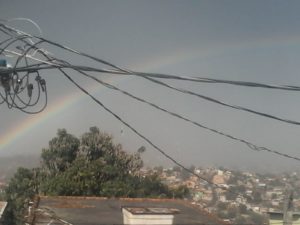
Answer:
173 166 181 172
217 202 227 211
80 127 143 175
239 204 248 214
180 168 191 180
225 186 238 200
227 206 237 219
249 211 266 224
154 166 163 174
252 191 262 204
235 215 247 224
189 165 196 173
4 168 39 224
41 129 80 174
171 185 190 198
271 193 277 199
5 127 176 224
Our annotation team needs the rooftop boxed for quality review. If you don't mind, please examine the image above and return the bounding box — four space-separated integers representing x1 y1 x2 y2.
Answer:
123 207 179 215
267 211 300 216
32 196 225 225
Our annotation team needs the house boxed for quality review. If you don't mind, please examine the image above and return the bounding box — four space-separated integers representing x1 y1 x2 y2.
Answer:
212 174 225 185
0 201 7 225
30 196 226 225
268 211 300 225
184 179 197 189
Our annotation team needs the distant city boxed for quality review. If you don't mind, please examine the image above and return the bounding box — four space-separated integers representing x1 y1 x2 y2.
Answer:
0 155 298 224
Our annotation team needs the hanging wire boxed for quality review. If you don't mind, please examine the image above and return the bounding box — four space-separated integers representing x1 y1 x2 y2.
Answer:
1 21 300 205
0 23 47 113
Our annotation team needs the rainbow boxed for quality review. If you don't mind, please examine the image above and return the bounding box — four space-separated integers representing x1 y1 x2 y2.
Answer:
1 34 300 151
0 88 82 150
0 75 129 151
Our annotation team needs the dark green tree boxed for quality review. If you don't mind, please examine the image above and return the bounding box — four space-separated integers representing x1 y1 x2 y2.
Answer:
217 202 227 211
234 215 247 224
41 129 80 174
238 204 247 214
4 168 39 225
248 211 266 224
227 206 237 219
171 185 190 198
5 127 183 224
252 191 262 204
225 186 238 200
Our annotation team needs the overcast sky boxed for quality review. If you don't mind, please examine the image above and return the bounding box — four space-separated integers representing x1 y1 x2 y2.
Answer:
1 0 300 172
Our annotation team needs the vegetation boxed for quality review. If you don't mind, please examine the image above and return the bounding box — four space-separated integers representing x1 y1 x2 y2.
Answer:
215 201 267 225
4 127 189 224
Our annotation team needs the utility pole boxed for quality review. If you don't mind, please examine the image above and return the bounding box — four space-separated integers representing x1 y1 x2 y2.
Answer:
283 186 293 225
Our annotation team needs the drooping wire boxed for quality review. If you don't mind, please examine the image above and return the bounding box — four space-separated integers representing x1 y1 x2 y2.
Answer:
1 21 297 208
60 69 232 192
3 23 300 92
3 44 300 125
68 67 300 162
3 23 300 126
143 77 300 126
0 24 48 113
2 23 300 162
19 50 299 206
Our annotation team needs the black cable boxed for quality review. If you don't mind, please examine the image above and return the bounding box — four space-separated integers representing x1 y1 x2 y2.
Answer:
60 69 226 190
3 24 300 163
2 23 300 201
143 76 300 126
71 69 300 162
3 24 300 126
4 56 300 126
61 68 287 205
3 27 300 162
3 23 300 92
0 27 48 113
10 40 44 109
3 23 296 210
26 51 255 201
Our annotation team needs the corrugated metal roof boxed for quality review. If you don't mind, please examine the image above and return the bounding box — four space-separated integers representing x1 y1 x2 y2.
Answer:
32 196 226 225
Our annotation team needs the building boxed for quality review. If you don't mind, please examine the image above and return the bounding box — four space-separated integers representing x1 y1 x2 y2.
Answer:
30 196 226 225
268 211 300 225
212 174 225 185
122 207 177 225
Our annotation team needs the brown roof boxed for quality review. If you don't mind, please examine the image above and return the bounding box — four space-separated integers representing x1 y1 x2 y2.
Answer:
32 196 225 225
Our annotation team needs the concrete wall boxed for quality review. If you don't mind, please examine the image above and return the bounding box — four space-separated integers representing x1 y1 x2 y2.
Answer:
122 208 174 225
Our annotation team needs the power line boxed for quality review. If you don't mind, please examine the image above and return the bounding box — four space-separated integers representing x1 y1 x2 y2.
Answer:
143 77 300 126
3 47 300 123
2 23 300 163
60 68 231 192
19 50 293 203
3 57 300 126
0 26 48 113
2 22 300 203
70 68 300 162
3 23 300 92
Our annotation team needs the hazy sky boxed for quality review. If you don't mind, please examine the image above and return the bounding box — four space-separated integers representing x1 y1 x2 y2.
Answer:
1 0 300 172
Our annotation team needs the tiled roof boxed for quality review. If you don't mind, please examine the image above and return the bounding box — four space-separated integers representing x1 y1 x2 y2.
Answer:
32 196 226 225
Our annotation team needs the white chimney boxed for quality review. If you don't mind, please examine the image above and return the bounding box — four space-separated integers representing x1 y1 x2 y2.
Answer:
122 207 178 225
